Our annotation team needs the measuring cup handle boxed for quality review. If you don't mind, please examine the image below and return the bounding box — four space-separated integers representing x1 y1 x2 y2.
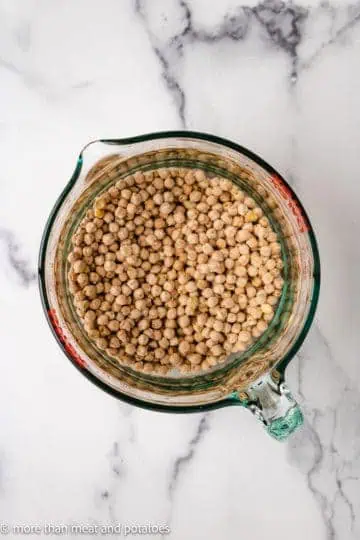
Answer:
244 372 303 441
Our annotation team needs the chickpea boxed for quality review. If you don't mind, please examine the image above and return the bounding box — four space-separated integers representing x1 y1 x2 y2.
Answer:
207 297 219 308
211 345 224 357
262 272 274 285
238 331 251 343
179 315 190 328
236 230 250 242
274 277 284 289
260 303 273 315
73 260 88 274
68 167 284 373
189 354 202 365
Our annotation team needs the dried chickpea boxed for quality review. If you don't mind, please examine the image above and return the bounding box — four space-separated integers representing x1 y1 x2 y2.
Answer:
67 166 284 374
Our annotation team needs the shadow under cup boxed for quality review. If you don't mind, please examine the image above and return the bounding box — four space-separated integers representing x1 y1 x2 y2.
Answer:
39 133 320 437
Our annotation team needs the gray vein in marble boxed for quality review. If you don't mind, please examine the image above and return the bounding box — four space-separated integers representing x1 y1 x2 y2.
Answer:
97 410 138 524
168 414 209 498
336 474 355 532
97 441 125 524
301 3 360 70
291 323 360 538
160 414 210 538
153 46 187 126
253 1 307 84
179 1 249 43
291 412 337 539
0 54 47 94
135 0 308 125
0 228 36 286
100 489 110 500
109 442 124 478
291 343 334 538
135 0 189 126
307 413 336 540
329 407 358 536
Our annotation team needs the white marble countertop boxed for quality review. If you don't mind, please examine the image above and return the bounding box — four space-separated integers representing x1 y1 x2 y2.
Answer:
1 0 360 539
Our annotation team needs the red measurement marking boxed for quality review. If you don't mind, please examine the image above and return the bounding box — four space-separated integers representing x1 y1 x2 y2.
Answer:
270 175 309 233
48 309 87 368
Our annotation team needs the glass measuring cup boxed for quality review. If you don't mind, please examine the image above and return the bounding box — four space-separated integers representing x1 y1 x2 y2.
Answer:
38 131 320 441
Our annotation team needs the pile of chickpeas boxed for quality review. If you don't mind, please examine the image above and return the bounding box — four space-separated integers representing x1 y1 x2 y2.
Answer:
67 167 284 375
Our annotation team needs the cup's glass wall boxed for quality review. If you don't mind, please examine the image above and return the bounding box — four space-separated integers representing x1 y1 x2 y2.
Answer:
39 134 319 409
